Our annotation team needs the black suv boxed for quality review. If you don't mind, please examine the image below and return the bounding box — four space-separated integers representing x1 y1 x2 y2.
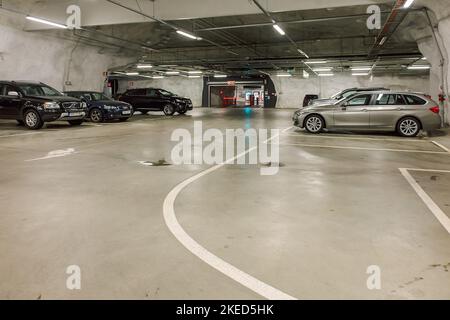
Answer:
117 88 193 116
0 81 87 129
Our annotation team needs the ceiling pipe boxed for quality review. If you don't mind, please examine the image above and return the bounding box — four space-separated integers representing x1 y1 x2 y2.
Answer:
105 0 239 56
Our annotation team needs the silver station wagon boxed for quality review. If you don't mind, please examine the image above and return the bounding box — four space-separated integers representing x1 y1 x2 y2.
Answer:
293 91 442 137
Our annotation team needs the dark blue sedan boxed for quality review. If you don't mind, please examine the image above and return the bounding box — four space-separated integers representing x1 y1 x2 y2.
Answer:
64 91 133 123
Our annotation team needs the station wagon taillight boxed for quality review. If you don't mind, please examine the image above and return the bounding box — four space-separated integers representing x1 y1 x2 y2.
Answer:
429 106 440 114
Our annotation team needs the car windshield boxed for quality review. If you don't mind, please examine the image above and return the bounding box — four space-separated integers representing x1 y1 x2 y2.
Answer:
18 84 62 97
159 89 175 97
90 93 111 101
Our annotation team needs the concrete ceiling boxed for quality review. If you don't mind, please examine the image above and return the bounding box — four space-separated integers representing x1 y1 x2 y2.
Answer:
0 0 433 77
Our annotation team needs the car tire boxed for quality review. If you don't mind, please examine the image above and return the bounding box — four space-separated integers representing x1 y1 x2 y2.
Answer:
23 109 44 130
89 108 103 123
163 104 176 116
68 120 84 126
304 114 324 134
177 106 188 115
397 117 421 137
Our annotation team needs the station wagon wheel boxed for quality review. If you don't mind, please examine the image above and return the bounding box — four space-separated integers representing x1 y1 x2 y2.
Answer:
163 104 175 116
397 117 420 137
90 108 103 123
23 109 44 130
305 115 324 134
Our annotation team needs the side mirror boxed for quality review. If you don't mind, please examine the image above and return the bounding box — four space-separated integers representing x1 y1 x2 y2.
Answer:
8 91 20 97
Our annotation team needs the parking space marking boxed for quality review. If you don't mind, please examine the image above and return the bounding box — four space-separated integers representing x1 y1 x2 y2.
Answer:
25 148 77 162
268 142 450 155
399 168 450 234
163 128 297 300
431 141 450 153
282 133 428 143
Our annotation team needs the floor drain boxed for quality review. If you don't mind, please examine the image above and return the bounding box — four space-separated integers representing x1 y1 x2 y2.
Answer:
139 160 172 167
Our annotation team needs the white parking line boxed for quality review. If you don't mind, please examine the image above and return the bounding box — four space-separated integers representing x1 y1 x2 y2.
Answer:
399 168 450 234
0 132 42 138
163 128 297 300
431 141 450 153
269 142 449 155
282 133 428 143
25 148 77 162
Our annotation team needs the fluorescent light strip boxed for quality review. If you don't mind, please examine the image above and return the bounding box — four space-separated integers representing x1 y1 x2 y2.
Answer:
214 75 227 78
188 71 202 74
273 24 286 36
166 71 180 75
137 64 153 69
125 72 139 76
176 30 201 40
352 73 370 76
379 36 388 46
312 68 332 72
404 0 415 8
152 76 164 79
297 49 309 59
306 60 327 64
318 73 334 77
276 74 292 77
26 16 67 29
188 75 201 78
407 65 431 70
351 67 372 71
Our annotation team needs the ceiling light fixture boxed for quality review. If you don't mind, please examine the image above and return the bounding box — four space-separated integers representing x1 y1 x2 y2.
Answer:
352 73 370 76
407 65 431 70
403 0 415 8
297 49 309 59
188 75 202 78
312 68 332 72
125 72 139 76
351 67 372 71
152 76 165 79
318 73 334 77
137 64 153 69
214 75 227 78
379 36 388 46
305 60 328 64
273 24 286 36
276 74 292 77
188 71 203 74
165 71 180 75
176 30 202 40
26 16 67 29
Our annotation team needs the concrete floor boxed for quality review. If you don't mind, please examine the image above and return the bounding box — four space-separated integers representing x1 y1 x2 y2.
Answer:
0 108 449 300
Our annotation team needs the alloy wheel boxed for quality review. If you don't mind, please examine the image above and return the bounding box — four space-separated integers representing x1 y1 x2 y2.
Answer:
306 116 323 133
25 111 38 127
399 119 419 136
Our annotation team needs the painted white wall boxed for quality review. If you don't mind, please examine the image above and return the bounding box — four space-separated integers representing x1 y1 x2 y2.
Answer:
0 12 132 93
118 77 204 107
272 73 430 108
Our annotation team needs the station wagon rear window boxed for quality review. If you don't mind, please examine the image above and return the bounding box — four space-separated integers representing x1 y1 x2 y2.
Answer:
404 95 426 105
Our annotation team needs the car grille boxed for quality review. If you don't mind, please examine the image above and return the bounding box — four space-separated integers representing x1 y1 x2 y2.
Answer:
61 102 82 111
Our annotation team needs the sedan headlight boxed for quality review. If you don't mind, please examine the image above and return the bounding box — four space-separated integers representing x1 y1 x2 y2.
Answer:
43 102 61 110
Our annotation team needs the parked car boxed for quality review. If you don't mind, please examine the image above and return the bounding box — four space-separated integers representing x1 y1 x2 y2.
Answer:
310 87 389 106
293 91 441 137
117 88 193 116
0 81 87 130
64 91 133 123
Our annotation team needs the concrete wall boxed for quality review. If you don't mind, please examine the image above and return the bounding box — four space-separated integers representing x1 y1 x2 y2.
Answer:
271 73 430 108
0 12 132 93
118 77 204 107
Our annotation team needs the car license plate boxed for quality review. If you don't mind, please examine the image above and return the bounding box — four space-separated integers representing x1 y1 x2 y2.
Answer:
122 110 131 115
69 112 83 117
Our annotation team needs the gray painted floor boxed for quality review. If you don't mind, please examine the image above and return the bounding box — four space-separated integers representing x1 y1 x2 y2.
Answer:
0 108 449 300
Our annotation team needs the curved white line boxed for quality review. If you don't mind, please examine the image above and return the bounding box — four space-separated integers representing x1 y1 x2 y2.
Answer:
163 127 297 300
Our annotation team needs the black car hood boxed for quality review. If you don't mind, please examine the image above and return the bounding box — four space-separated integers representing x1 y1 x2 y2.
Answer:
25 95 81 102
91 100 130 106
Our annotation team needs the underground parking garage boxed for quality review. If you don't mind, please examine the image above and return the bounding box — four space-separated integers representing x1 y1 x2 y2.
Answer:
1 0 450 311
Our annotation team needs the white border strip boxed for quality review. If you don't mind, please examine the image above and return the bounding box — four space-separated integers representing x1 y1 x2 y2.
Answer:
431 141 450 153
269 142 449 155
399 168 450 234
282 133 428 143
163 127 297 300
